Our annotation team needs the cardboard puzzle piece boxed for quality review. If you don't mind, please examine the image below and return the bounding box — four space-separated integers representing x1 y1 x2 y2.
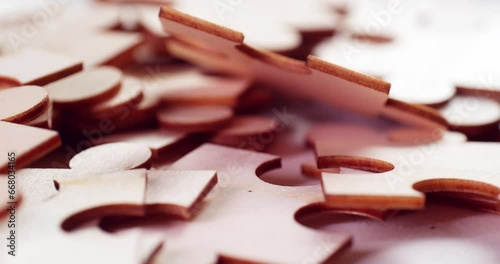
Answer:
56 169 216 228
0 169 163 264
306 122 465 148
68 142 152 174
314 36 457 107
210 115 278 147
86 76 144 119
159 7 447 129
0 121 61 173
438 95 500 138
0 48 82 88
157 105 234 132
16 142 217 227
143 143 351 263
0 86 49 124
125 65 252 107
31 6 143 68
102 129 186 159
171 0 338 52
315 133 500 210
45 66 123 108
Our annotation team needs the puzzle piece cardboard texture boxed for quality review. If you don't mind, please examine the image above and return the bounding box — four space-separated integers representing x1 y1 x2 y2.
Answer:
0 169 163 264
146 143 350 263
159 7 448 129
171 0 338 52
45 66 123 108
210 116 278 148
438 95 500 138
86 76 144 119
0 121 61 173
0 48 82 88
0 86 49 124
102 130 187 159
316 135 500 210
125 65 252 107
157 105 234 132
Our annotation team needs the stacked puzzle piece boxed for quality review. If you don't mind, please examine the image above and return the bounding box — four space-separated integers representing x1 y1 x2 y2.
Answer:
0 0 499 263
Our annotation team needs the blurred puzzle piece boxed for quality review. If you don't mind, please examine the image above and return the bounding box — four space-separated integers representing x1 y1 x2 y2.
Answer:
0 48 82 88
147 144 350 263
159 7 447 129
0 121 61 173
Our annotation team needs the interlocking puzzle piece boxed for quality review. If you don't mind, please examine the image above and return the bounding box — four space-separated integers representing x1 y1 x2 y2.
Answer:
0 86 49 123
102 130 186 159
157 105 233 132
171 0 338 52
159 7 447 128
145 170 217 218
0 121 61 173
314 35 458 107
45 66 122 108
33 23 143 67
0 48 82 88
146 143 350 263
1 170 163 264
85 76 144 119
438 95 500 138
57 168 216 228
211 116 278 147
126 65 251 107
68 142 152 174
316 134 500 210
307 122 465 148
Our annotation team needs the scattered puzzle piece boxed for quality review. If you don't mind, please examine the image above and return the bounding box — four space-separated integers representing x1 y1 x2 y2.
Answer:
438 95 500 138
0 48 82 87
316 135 500 210
0 121 61 173
148 143 350 263
159 7 447 128
69 142 152 173
157 105 233 132
1 169 163 264
211 116 278 147
86 76 144 119
0 86 49 123
45 66 123 108
102 129 186 159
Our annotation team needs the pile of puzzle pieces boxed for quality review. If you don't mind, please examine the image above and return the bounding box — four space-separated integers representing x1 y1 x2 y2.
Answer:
1 0 499 263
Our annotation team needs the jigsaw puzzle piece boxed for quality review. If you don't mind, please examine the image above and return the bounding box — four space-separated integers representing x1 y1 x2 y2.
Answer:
317 140 500 210
0 48 82 87
69 142 152 174
102 130 186 159
438 95 500 139
148 143 351 263
157 105 233 132
45 66 122 108
85 76 144 119
0 86 49 123
0 121 61 173
56 169 147 231
159 7 447 128
210 116 278 148
0 170 162 263
145 170 217 218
